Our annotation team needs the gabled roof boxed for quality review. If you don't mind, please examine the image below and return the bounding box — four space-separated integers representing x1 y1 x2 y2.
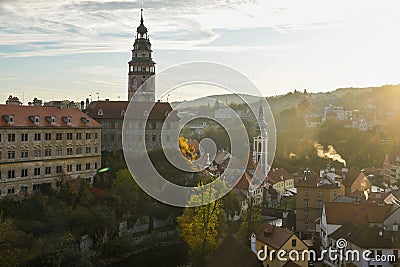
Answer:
268 168 294 185
342 169 363 187
0 104 101 128
235 171 252 190
330 222 400 249
256 224 294 250
325 202 395 225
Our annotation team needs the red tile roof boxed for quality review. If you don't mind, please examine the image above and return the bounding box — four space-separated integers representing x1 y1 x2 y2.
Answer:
86 100 178 121
325 202 395 225
268 168 294 185
256 224 294 249
0 104 101 128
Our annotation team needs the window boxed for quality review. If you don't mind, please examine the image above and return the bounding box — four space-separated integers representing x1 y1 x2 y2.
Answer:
34 168 40 176
21 169 28 177
318 200 323 209
7 188 15 194
67 165 72 172
152 135 156 142
8 151 15 159
8 170 15 178
95 132 98 139
85 147 91 154
304 189 309 196
76 147 82 155
56 166 62 173
34 149 41 157
86 133 91 140
86 163 90 170
45 149 51 157
8 133 15 142
334 191 337 197
318 191 322 197
33 184 40 191
56 133 63 140
95 146 98 153
305 222 309 230
304 211 309 219
21 150 28 158
67 133 73 140
34 133 41 141
67 148 73 155
76 133 82 140
45 167 51 175
21 133 28 142
292 239 297 247
76 164 82 171
55 148 62 156
45 133 52 140
94 162 98 169
305 199 309 207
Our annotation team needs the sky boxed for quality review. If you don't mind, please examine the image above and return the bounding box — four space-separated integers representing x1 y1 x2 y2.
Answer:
1 0 400 103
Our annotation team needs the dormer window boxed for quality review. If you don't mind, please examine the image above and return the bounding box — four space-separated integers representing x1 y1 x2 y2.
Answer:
62 116 72 125
29 116 40 125
143 110 149 116
81 117 90 124
165 111 169 117
121 109 125 116
2 114 14 125
46 116 56 125
9 115 14 124
98 109 103 116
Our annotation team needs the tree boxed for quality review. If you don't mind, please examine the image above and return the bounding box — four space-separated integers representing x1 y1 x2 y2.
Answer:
238 201 262 246
177 180 227 266
112 169 140 222
0 213 29 266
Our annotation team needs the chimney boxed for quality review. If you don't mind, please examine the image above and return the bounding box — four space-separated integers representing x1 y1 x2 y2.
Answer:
250 233 257 253
80 101 85 111
32 98 42 106
6 95 22 106
86 98 89 109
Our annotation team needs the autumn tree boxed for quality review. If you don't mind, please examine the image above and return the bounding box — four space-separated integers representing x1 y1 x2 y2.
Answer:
178 180 227 266
238 201 262 246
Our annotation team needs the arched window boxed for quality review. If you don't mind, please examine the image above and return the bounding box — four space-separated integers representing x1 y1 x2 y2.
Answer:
98 109 103 116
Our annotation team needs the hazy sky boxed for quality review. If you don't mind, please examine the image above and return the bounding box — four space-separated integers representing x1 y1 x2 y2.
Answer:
1 0 400 103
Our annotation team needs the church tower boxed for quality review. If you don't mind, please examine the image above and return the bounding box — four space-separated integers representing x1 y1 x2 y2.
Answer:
128 9 156 101
253 102 269 177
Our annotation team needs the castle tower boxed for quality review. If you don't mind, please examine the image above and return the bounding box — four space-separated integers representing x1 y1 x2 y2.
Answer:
253 102 268 177
128 9 156 101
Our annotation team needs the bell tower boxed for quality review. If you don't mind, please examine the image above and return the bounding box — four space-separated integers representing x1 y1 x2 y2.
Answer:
253 102 269 177
128 9 156 102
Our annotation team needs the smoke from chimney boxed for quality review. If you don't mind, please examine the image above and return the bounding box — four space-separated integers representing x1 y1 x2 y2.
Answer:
314 142 347 167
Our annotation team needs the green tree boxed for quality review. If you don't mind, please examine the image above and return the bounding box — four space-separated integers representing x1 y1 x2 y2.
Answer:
238 201 262 246
112 169 140 222
0 213 29 266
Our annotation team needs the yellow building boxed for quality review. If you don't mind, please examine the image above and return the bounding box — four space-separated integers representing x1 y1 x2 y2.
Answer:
255 224 309 267
0 96 101 197
268 168 295 194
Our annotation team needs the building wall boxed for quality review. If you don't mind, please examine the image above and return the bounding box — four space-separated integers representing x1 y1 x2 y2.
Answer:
0 127 101 197
256 234 308 267
296 185 344 233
